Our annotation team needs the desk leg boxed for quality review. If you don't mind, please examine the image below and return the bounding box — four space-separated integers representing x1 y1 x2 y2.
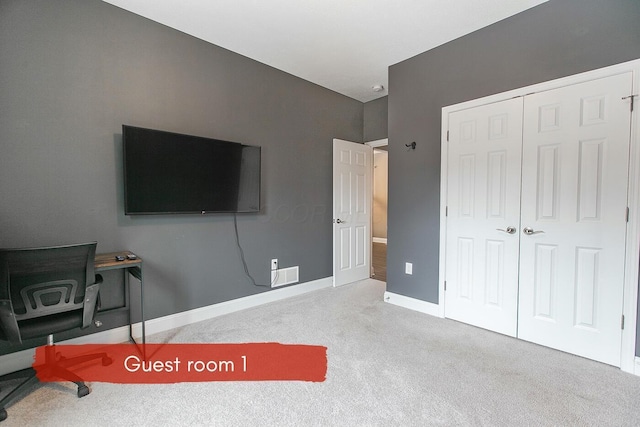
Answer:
127 266 146 358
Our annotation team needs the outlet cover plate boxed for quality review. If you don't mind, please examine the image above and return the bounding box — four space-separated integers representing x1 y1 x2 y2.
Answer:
405 262 413 275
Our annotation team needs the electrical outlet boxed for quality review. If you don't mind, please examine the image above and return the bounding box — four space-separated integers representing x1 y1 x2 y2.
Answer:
405 262 413 275
271 259 278 270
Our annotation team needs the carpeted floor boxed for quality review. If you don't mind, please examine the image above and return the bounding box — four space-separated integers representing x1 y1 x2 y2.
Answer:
2 279 640 426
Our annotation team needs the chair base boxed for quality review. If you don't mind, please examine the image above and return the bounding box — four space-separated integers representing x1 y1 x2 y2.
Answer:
0 344 111 423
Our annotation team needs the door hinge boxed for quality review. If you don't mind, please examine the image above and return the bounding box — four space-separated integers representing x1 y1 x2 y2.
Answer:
445 206 448 217
447 130 450 141
444 280 447 291
626 207 630 223
621 314 625 330
622 94 638 112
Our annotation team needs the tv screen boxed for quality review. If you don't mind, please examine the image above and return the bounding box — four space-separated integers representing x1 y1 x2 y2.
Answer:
123 125 261 215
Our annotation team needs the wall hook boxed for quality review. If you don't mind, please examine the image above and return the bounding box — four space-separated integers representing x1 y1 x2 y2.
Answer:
405 141 416 150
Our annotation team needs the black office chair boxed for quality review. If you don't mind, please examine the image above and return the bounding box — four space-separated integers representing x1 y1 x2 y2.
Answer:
0 242 111 422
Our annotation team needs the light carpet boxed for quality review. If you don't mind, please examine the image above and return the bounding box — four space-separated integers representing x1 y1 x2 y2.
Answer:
2 279 640 426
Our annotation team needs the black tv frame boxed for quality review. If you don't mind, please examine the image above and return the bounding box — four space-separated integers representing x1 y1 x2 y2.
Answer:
122 125 261 215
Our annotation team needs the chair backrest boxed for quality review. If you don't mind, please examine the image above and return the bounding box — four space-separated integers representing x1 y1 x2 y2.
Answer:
0 242 99 344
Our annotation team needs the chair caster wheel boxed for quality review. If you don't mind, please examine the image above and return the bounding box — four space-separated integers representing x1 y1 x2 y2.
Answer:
77 385 90 398
102 356 113 366
0 408 7 422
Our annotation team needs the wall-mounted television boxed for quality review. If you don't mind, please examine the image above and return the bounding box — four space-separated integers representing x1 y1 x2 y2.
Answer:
123 125 261 215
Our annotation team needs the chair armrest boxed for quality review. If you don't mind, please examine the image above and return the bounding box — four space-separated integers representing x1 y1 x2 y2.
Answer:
94 274 103 311
81 278 101 329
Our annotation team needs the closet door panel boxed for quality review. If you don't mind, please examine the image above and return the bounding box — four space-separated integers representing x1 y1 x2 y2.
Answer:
444 98 523 336
518 72 632 366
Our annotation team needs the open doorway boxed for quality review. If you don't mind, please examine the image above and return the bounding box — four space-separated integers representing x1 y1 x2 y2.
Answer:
367 139 388 282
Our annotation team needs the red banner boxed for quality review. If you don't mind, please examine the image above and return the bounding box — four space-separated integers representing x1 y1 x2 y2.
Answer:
33 343 327 383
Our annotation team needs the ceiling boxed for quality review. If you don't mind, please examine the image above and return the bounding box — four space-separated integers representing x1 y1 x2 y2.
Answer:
102 0 547 102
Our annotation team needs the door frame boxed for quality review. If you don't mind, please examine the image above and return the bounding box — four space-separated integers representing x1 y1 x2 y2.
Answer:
367 139 388 279
366 138 388 149
366 139 389 241
439 58 640 374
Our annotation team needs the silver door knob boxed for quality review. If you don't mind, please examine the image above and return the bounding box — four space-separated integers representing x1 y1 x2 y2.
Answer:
496 226 517 234
523 227 544 235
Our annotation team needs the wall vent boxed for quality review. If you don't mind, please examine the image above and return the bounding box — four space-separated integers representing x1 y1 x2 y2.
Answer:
271 266 299 288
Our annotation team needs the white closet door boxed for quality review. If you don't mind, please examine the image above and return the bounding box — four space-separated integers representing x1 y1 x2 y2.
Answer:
517 73 633 366
444 98 523 336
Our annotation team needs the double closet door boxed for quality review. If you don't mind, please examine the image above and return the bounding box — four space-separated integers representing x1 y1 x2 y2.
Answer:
444 72 633 366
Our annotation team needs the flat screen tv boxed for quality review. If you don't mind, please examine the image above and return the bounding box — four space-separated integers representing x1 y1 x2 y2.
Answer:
123 125 261 215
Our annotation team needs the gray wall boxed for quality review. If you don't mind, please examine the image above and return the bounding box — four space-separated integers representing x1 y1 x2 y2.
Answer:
387 0 640 354
363 96 388 142
0 0 362 325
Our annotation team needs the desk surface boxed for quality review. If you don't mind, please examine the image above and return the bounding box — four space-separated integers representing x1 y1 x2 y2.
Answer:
95 251 141 271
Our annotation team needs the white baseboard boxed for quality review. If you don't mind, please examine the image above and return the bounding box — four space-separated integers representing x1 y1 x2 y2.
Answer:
385 294 640 375
383 291 443 318
372 237 387 244
143 276 332 336
0 276 333 376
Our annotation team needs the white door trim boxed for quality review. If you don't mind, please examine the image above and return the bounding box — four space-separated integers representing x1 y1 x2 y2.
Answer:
365 138 389 148
439 58 640 373
367 138 388 277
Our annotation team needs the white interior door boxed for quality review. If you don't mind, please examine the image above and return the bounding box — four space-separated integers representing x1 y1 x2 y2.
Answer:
333 139 372 287
517 73 633 365
444 98 523 336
